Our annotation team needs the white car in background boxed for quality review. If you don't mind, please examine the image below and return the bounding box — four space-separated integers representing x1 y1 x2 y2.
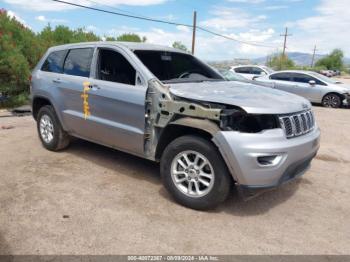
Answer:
254 70 350 108
230 65 274 80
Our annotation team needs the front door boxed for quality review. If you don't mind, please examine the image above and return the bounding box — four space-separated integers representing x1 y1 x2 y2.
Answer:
85 47 147 156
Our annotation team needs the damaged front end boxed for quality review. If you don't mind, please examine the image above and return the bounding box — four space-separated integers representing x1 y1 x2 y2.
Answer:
144 79 281 160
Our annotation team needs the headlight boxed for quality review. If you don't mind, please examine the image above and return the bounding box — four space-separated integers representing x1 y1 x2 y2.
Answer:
221 111 279 133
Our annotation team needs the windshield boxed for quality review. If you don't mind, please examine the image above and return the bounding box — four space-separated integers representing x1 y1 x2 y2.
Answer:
219 70 247 81
261 66 274 74
134 50 224 83
309 72 342 84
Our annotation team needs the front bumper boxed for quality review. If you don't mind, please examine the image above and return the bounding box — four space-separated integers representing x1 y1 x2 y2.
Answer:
213 126 320 198
343 94 350 106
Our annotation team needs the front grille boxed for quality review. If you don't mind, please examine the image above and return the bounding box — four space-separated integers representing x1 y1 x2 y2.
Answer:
279 110 315 138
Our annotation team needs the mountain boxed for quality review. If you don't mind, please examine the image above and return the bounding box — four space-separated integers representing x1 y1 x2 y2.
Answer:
253 52 350 66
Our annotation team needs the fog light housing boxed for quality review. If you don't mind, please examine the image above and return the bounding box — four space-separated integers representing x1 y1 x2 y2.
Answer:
257 155 283 167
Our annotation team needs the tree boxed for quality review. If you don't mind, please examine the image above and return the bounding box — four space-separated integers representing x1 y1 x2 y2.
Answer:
116 33 146 42
0 9 34 97
267 53 295 70
315 49 344 70
172 41 188 52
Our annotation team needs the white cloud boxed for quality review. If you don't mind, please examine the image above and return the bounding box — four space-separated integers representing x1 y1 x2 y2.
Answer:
199 7 267 32
4 0 168 11
285 0 350 56
35 15 46 22
176 25 190 33
111 26 277 60
264 5 288 10
227 0 265 3
7 10 29 28
86 25 98 32
35 15 67 23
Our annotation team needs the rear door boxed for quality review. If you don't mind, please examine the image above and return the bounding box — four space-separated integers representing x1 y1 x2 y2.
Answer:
85 47 147 156
56 46 96 138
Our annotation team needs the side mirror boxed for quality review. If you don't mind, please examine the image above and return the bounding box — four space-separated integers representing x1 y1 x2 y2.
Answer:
309 80 316 86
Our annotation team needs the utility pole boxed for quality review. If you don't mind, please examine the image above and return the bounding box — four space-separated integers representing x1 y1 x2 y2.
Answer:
279 27 292 70
280 27 292 57
191 11 197 55
311 45 318 67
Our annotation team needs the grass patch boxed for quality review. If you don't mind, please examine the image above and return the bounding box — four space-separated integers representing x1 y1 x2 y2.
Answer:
0 93 29 109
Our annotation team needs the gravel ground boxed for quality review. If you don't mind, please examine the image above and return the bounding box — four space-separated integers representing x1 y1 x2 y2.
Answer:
0 104 349 255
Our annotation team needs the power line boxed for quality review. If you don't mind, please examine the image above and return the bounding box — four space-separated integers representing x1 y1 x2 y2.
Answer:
51 0 277 48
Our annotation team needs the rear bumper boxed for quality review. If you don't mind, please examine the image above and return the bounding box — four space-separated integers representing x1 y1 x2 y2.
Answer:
212 126 320 197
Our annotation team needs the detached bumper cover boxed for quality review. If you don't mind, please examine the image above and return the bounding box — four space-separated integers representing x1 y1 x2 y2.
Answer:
212 126 320 197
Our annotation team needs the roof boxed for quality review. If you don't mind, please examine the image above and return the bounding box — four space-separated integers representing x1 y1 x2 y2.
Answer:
271 70 315 74
49 41 188 54
231 64 266 68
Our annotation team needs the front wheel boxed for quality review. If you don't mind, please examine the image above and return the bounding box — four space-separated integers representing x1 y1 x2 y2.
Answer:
322 93 342 108
160 135 232 210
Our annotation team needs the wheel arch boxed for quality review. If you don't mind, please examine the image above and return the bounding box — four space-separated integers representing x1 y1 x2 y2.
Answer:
32 95 67 131
322 92 345 102
32 96 53 120
154 118 220 161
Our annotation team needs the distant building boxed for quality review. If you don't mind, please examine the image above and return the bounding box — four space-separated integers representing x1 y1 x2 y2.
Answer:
233 58 252 65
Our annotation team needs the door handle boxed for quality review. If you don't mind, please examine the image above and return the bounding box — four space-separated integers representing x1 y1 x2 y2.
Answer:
88 84 101 90
52 78 62 83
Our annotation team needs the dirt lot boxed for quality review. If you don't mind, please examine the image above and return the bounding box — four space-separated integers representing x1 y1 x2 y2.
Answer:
0 104 350 255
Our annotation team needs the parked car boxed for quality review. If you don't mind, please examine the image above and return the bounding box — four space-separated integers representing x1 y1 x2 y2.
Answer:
218 69 251 83
30 42 320 210
230 65 274 80
319 70 333 77
255 70 350 108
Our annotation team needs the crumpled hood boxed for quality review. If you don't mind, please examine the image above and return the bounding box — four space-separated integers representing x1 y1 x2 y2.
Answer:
169 81 311 114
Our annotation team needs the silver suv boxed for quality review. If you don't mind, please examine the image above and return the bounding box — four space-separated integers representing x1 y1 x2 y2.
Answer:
30 42 320 210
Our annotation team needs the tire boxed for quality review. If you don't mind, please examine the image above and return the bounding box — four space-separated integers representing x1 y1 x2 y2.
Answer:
160 135 232 210
322 93 342 108
37 105 70 151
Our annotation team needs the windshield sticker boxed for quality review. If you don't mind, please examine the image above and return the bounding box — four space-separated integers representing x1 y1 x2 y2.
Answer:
81 81 91 119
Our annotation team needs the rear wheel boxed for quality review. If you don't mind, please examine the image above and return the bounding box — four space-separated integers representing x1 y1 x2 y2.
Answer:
160 135 232 210
37 105 70 151
322 93 342 108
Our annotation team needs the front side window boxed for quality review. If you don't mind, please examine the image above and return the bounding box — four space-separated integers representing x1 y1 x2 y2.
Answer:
134 50 223 84
292 73 313 83
63 48 94 77
270 73 292 81
234 67 251 74
96 49 136 85
292 73 326 85
41 50 67 73
252 67 263 75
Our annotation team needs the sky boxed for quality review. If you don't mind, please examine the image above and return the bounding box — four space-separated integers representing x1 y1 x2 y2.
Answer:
1 0 350 61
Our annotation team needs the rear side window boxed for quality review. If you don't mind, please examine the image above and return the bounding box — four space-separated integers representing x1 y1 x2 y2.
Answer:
270 73 292 81
63 48 94 77
234 67 251 74
41 50 67 73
